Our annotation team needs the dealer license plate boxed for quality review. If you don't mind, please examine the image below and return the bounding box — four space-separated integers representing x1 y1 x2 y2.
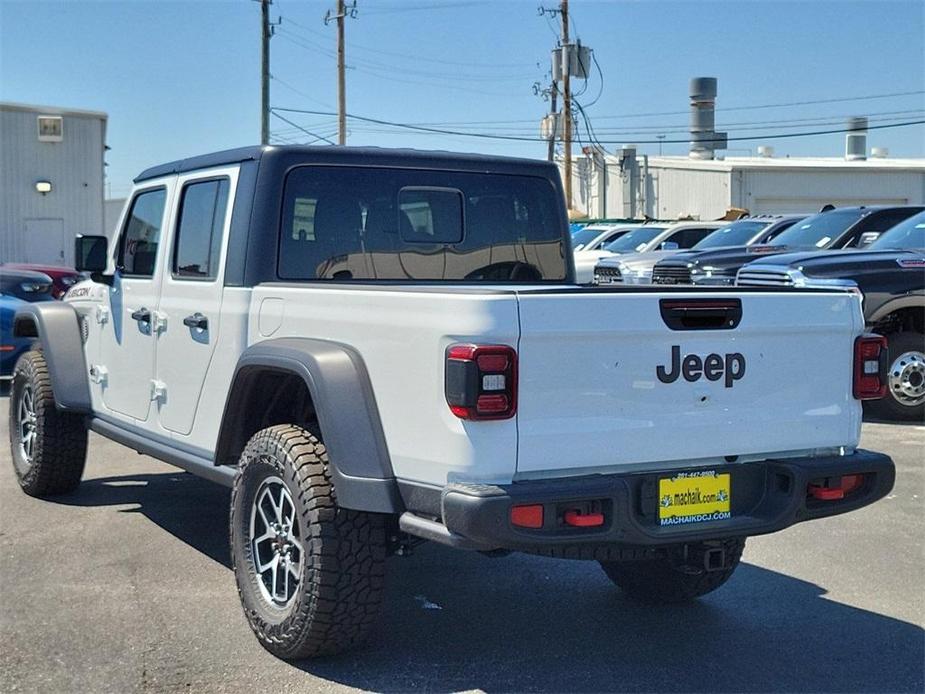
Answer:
658 471 731 527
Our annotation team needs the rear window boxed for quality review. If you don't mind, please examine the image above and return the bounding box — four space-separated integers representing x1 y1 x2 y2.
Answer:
278 166 567 281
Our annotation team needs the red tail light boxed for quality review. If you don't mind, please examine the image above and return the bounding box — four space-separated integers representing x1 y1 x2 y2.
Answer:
854 335 887 400
445 344 517 420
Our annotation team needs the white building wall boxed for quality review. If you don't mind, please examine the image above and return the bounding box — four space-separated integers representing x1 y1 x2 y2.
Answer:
739 169 925 214
0 104 106 266
647 165 730 220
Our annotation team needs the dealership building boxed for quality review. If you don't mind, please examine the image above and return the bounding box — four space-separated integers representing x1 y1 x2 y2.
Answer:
0 101 107 266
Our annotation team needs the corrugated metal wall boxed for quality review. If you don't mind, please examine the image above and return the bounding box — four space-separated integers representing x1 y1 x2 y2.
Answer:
0 107 105 266
646 165 730 220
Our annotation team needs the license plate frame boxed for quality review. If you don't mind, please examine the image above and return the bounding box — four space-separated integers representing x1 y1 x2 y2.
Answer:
658 470 731 527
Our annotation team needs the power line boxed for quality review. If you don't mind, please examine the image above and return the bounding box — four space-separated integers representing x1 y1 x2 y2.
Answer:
271 106 925 145
270 110 337 144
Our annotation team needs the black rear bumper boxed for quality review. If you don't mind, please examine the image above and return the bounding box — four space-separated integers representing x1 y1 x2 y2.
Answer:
402 450 894 552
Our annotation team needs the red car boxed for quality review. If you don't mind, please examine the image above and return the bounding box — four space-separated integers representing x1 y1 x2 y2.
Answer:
1 264 81 299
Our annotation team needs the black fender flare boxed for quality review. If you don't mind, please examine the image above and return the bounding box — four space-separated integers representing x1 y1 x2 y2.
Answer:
215 337 402 514
12 302 91 413
867 295 925 327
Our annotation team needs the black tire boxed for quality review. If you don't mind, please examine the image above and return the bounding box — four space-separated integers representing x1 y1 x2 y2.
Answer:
599 538 745 603
8 350 87 497
866 331 925 421
230 424 387 659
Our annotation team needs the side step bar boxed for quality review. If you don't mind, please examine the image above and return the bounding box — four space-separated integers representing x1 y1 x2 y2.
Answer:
89 418 237 487
398 512 494 551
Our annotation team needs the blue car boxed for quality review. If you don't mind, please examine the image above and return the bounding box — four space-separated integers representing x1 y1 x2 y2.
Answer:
0 269 54 378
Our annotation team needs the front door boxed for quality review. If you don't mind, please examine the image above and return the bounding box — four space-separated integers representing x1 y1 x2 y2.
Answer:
98 185 172 422
155 168 237 438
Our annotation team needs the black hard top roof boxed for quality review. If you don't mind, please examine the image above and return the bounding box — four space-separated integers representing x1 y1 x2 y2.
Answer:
134 145 558 183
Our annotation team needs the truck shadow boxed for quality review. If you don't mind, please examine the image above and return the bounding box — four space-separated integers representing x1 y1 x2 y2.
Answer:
49 471 924 693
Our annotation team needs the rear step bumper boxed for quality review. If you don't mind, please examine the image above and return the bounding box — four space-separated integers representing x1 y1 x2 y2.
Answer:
402 450 894 552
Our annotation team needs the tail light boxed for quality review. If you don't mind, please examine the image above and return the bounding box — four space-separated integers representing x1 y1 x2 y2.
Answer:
445 344 517 420
854 335 887 400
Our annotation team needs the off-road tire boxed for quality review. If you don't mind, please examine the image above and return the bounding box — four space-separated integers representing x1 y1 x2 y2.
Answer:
8 349 87 497
599 538 745 603
867 331 925 421
230 424 387 659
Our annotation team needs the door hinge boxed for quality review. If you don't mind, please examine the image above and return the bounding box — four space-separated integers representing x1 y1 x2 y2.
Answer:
150 380 167 401
89 365 108 385
95 306 109 324
152 311 167 334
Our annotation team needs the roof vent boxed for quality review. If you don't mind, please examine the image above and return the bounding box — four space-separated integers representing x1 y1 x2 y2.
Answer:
845 117 868 161
689 77 727 160
870 146 889 159
757 145 774 158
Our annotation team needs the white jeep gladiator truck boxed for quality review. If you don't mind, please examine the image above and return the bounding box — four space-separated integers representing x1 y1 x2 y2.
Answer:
9 146 894 659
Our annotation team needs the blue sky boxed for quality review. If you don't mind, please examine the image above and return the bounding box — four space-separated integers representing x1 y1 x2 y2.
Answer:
2 0 923 197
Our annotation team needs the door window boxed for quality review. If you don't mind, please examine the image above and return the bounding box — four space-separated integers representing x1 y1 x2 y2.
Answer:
172 179 230 279
118 188 167 277
667 227 716 249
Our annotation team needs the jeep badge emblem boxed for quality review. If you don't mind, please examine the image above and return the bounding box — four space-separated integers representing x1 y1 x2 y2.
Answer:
656 345 746 388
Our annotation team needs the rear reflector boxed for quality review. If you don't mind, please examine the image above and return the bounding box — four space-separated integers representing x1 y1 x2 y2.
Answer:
854 335 888 400
511 504 544 528
446 344 517 420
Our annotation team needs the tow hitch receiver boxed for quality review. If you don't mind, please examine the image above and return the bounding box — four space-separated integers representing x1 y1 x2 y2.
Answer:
703 546 727 572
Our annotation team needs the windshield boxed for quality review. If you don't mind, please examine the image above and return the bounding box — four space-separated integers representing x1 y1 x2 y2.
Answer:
693 220 771 250
771 209 865 248
869 211 925 250
571 227 609 250
603 226 666 253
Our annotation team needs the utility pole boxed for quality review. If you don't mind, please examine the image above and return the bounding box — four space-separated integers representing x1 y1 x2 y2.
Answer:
326 1 356 145
560 0 572 211
546 81 558 162
260 0 271 145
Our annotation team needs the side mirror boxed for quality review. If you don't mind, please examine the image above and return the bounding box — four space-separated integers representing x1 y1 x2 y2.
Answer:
660 241 680 251
75 234 114 285
858 232 880 247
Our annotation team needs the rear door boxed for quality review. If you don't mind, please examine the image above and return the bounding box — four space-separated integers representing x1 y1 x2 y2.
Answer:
514 290 863 476
23 219 65 265
155 167 237 437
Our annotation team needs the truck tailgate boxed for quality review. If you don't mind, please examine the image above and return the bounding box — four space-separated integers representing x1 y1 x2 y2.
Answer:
515 290 863 476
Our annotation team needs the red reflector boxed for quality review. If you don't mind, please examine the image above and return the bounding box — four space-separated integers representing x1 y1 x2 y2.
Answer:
476 394 509 413
0 345 14 352
511 504 544 528
854 335 887 400
564 510 605 527
477 353 509 372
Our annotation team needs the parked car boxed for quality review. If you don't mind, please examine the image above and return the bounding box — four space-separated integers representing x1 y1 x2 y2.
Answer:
0 268 56 302
1 294 32 379
571 222 640 252
9 145 894 660
650 207 922 287
573 223 641 283
737 210 925 420
1 264 81 299
591 222 723 284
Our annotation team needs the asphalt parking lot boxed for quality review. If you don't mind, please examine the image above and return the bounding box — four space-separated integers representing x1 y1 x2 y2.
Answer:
0 395 922 694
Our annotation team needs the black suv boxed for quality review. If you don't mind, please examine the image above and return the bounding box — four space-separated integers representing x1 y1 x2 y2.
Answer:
652 206 923 287
738 210 925 421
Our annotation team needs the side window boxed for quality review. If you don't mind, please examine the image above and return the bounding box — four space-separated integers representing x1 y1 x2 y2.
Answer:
669 227 714 248
173 178 230 279
118 188 167 277
398 188 464 244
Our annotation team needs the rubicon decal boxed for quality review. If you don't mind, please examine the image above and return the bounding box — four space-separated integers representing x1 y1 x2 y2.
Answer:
656 345 746 388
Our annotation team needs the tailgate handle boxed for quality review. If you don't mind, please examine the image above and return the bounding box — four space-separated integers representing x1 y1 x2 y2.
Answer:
659 299 742 331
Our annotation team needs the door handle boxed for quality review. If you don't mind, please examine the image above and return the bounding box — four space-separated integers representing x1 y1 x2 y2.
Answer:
183 312 208 330
131 308 151 324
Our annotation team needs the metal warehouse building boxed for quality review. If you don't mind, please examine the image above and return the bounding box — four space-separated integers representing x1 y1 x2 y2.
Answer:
1 102 107 266
568 151 925 220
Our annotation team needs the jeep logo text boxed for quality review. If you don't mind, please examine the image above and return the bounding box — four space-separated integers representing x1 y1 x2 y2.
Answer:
656 345 746 388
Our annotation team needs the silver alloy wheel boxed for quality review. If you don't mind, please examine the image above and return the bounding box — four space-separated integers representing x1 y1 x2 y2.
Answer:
249 475 303 608
17 383 37 465
888 350 925 407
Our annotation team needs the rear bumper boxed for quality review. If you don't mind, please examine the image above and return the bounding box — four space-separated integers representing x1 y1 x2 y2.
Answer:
405 450 894 552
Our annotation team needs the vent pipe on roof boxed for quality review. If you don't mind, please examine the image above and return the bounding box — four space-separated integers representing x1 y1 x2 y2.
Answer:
871 146 889 159
757 145 775 158
845 117 868 161
689 77 727 160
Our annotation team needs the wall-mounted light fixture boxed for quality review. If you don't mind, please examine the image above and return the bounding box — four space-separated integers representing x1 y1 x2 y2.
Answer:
35 180 52 195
